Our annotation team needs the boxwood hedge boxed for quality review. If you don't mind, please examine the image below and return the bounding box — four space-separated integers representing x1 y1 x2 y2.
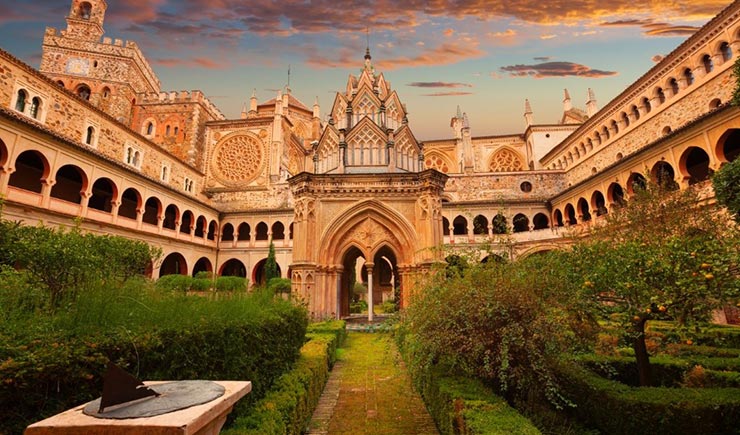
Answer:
224 320 346 435
558 360 740 435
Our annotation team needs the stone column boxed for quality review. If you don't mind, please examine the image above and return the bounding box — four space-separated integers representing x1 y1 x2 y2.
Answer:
40 178 54 208
0 167 10 192
136 207 144 230
366 262 374 322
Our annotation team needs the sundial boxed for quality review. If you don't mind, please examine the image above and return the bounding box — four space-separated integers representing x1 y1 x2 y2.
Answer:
82 362 225 419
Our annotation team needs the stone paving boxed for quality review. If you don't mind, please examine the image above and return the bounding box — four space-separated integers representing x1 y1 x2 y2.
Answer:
306 332 439 435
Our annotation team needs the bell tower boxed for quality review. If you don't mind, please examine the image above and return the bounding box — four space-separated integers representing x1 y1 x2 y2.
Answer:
64 0 107 41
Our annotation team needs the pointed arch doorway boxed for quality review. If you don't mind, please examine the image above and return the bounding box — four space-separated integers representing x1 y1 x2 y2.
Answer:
340 244 399 320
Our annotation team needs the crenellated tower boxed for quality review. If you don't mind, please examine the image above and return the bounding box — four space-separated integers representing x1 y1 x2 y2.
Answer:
40 0 161 125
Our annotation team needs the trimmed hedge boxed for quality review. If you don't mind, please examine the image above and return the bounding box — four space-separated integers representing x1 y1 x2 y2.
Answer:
397 333 540 434
0 303 307 434
224 321 346 435
414 365 541 435
558 361 740 435
578 354 740 387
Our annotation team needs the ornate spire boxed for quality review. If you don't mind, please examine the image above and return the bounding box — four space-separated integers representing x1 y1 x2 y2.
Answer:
524 99 534 127
586 88 598 117
456 105 462 119
563 88 572 111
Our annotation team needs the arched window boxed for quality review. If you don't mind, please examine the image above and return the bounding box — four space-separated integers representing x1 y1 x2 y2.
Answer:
76 84 91 101
669 78 679 96
142 197 161 226
651 161 678 191
118 188 141 220
163 204 178 230
611 120 619 135
532 213 549 230
631 105 640 121
272 222 285 240
656 88 665 105
207 221 217 241
452 216 468 235
9 150 48 193
577 198 591 222
174 126 179 136
79 2 92 19
221 223 234 241
29 97 41 119
592 191 607 216
256 222 269 240
492 214 507 234
642 97 651 114
15 89 27 112
553 209 564 227
165 125 171 136
89 178 116 213
132 151 141 168
102 87 110 98
146 122 154 136
85 126 94 145
564 204 577 225
442 217 450 236
628 173 647 194
608 183 626 207
473 215 489 235
702 54 713 74
621 112 630 128
681 147 711 185
512 214 529 232
50 165 85 204
720 42 733 62
237 223 251 241
194 216 206 238
161 166 168 181
684 68 694 86
180 211 193 234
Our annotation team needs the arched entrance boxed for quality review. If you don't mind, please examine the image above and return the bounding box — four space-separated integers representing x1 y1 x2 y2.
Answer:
252 259 281 285
192 257 213 276
221 258 247 277
339 244 399 320
159 252 187 277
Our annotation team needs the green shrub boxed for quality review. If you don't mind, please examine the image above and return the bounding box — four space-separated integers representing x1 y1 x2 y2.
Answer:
155 274 192 292
190 277 213 291
307 320 346 367
268 278 292 295
224 331 343 435
216 276 248 292
558 361 740 435
378 301 397 313
349 300 367 313
194 271 213 279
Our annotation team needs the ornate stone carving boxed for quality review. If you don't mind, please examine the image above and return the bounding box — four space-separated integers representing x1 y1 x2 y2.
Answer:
489 148 524 172
346 218 398 251
211 133 265 186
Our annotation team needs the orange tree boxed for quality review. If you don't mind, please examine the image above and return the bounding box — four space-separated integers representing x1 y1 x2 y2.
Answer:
568 182 740 386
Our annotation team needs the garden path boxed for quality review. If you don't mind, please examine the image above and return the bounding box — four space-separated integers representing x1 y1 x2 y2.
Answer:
306 332 439 435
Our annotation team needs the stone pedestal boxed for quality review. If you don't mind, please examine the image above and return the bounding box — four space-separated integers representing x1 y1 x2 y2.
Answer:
25 381 251 435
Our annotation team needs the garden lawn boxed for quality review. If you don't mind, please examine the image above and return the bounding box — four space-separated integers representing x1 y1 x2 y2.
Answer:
310 332 438 435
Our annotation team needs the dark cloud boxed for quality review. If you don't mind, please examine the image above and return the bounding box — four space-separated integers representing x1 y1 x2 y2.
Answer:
500 61 618 78
407 82 473 88
533 56 551 61
421 91 474 97
601 18 700 37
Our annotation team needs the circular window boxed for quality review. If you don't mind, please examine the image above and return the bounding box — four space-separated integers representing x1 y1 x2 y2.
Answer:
211 133 266 186
520 181 533 193
545 133 550 138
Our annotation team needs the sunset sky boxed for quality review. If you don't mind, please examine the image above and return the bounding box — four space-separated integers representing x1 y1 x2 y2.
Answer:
0 1 731 139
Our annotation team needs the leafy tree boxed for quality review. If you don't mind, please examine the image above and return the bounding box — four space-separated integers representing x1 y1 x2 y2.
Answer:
712 157 740 223
572 182 740 386
264 242 279 283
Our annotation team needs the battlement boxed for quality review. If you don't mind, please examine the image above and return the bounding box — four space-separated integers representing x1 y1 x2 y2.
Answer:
140 90 225 120
43 26 161 92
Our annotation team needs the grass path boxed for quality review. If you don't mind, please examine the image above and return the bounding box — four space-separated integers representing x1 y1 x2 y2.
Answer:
307 332 439 435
